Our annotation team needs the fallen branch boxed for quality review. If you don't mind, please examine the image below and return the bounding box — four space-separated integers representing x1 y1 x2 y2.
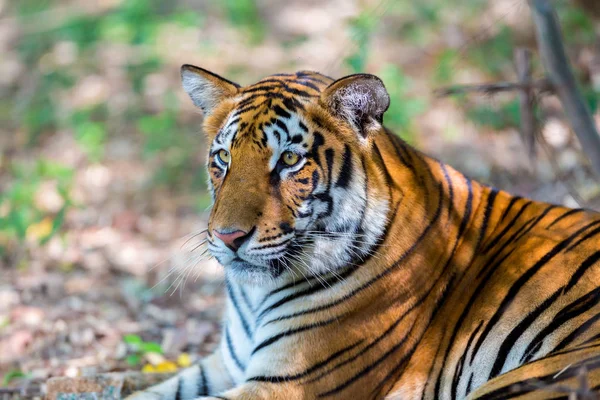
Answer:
515 48 538 158
530 0 600 177
434 79 552 97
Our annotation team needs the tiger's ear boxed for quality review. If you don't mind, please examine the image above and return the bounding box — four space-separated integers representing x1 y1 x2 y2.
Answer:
320 74 390 138
181 64 240 115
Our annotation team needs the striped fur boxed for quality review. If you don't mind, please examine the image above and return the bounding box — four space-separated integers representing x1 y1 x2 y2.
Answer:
127 66 600 400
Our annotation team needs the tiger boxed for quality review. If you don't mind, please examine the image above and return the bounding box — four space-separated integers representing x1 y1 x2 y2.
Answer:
126 64 600 400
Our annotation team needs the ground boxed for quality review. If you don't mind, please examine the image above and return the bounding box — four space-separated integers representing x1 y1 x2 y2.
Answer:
0 0 599 395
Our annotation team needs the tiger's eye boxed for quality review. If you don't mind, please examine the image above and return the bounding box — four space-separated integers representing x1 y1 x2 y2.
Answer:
282 151 300 166
217 149 230 165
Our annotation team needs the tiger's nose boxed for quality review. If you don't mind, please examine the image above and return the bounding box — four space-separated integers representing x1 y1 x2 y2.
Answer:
213 229 252 252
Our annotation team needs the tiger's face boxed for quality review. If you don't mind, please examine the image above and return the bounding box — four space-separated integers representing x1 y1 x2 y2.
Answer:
181 66 391 285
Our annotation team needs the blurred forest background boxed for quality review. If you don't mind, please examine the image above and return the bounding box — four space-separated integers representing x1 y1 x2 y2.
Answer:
1 0 599 391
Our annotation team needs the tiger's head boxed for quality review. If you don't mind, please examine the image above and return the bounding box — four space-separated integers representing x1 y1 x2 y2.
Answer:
182 65 392 285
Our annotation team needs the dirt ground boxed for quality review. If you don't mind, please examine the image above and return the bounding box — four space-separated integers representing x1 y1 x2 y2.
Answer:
1 0 599 395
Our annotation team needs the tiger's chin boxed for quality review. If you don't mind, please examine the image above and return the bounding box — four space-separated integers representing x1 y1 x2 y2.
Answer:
224 258 287 287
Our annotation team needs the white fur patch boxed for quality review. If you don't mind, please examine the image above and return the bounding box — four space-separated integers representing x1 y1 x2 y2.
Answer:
181 70 224 113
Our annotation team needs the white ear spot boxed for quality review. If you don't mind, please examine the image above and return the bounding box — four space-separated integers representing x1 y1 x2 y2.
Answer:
180 65 239 115
181 70 220 111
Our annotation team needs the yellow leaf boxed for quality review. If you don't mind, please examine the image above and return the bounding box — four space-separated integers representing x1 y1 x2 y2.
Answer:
141 364 156 373
154 361 178 373
26 217 53 241
177 353 192 368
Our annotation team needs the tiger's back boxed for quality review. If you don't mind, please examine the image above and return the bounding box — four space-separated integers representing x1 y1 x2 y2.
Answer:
394 188 600 399
126 66 600 400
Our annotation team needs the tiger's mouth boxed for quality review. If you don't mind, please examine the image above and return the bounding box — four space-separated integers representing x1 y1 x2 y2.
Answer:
220 238 310 283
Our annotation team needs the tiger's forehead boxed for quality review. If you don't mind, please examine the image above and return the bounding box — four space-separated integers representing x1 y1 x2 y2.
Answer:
213 71 333 149
243 71 333 95
236 71 333 114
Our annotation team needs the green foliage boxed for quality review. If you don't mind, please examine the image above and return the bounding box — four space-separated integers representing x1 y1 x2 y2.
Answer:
467 26 514 77
75 121 107 162
4 0 599 268
343 7 426 139
2 0 207 266
465 99 523 131
0 160 74 255
136 95 204 187
345 11 378 73
583 87 599 114
1 369 27 387
434 50 460 85
123 334 164 366
556 2 596 46
222 0 264 44
378 64 426 140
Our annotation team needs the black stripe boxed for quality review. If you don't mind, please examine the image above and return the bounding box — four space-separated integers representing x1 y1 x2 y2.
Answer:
251 238 293 251
325 236 460 398
372 143 397 191
565 250 600 292
463 250 518 366
553 310 600 353
298 120 308 132
266 183 444 326
225 326 245 371
385 128 418 177
242 84 282 94
198 366 208 396
466 373 474 395
262 275 317 299
294 79 321 91
499 196 522 223
581 332 600 347
252 313 348 355
324 148 335 190
489 289 563 378
441 164 454 220
458 177 473 237
487 248 600 376
546 208 585 229
307 297 426 384
418 335 445 400
483 200 532 253
248 340 363 382
470 219 600 365
318 318 418 398
175 376 183 400
275 119 289 135
521 285 600 364
476 354 600 400
429 175 476 398
476 216 535 281
335 144 353 188
226 282 252 339
566 224 600 252
511 204 558 243
451 320 483 399
476 188 498 252
239 287 254 313
380 274 456 399
283 86 318 97
256 265 359 322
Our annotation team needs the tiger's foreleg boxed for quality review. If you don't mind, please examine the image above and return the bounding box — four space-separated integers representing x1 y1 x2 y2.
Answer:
126 349 234 400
